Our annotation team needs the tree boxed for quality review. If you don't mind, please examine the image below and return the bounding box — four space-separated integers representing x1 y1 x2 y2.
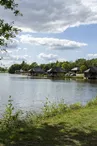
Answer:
75 59 86 67
61 62 71 71
80 65 87 73
0 0 21 46
56 61 62 67
29 62 38 69
16 61 29 71
22 63 29 71
8 64 21 74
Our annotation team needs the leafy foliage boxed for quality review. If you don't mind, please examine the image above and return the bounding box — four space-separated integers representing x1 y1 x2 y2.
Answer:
0 96 22 144
0 0 21 46
29 62 38 69
43 101 68 117
80 64 87 73
9 64 21 73
41 98 83 118
1 96 21 130
0 0 19 14
8 61 38 73
87 97 97 106
0 66 7 72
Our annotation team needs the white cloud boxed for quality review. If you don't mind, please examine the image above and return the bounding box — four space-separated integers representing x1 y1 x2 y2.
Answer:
0 0 97 33
0 48 31 67
38 53 67 62
87 54 97 58
0 50 26 61
23 48 27 50
58 58 67 62
38 53 58 61
19 35 87 50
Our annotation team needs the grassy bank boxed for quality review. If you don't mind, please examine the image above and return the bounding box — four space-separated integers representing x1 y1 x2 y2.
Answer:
1 98 97 145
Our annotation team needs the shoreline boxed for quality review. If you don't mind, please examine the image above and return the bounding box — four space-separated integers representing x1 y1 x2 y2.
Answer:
10 73 97 82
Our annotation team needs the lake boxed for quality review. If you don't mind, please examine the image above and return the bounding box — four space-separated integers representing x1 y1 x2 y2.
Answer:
0 73 97 113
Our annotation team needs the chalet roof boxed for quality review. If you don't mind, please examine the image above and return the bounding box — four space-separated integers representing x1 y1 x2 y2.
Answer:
47 67 65 73
71 67 79 71
28 69 32 72
84 67 97 73
84 69 90 73
29 66 44 73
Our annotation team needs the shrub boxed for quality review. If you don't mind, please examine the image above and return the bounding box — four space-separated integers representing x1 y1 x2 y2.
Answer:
42 98 68 117
87 97 97 106
69 102 82 110
0 96 23 145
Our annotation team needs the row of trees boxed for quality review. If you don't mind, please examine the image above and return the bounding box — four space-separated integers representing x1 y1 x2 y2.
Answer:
8 58 97 74
8 61 38 73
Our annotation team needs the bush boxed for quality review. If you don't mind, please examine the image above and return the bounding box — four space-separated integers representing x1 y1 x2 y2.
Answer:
87 97 97 106
69 102 82 110
42 98 68 117
0 96 23 145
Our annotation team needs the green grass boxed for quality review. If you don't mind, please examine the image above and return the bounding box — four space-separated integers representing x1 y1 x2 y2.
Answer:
1 98 97 145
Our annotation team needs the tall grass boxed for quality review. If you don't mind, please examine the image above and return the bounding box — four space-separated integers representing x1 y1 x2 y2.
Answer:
87 97 97 106
41 98 83 118
0 96 97 145
0 96 24 145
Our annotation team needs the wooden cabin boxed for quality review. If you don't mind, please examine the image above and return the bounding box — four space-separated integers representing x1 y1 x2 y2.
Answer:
71 67 80 74
47 67 66 77
84 67 97 79
29 66 44 76
15 69 24 74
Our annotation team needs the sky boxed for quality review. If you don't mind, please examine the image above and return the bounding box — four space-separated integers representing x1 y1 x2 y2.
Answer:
0 0 97 67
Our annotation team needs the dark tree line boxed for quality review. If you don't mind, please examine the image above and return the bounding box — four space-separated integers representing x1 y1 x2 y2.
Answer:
8 58 97 74
8 61 38 74
0 66 7 72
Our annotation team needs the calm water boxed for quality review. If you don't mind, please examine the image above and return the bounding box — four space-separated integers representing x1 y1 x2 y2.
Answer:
0 73 97 113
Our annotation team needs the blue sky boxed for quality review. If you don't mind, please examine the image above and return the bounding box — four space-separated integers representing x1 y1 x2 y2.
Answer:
18 24 97 63
0 0 97 66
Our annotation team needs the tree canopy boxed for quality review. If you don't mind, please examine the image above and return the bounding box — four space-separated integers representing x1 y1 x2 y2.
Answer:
8 58 97 74
0 0 21 46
